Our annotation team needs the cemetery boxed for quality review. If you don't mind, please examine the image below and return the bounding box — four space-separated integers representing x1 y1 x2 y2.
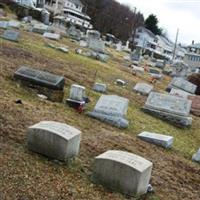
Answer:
0 5 200 200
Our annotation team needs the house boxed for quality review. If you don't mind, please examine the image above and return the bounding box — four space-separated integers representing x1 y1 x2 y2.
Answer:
45 0 92 29
184 42 200 70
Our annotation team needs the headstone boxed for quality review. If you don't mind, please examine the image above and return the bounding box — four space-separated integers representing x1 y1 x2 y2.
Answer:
1 30 20 42
0 21 8 29
87 30 100 40
167 77 197 94
93 150 153 196
133 83 153 96
88 39 105 53
116 79 126 87
143 92 192 126
57 47 69 53
80 40 88 47
138 131 174 148
14 66 65 102
88 95 129 128
93 83 107 93
27 121 81 161
132 65 144 75
43 32 60 40
192 148 200 163
188 95 200 116
170 88 191 99
32 23 48 34
149 68 163 79
96 53 109 62
66 25 81 41
116 42 122 51
41 9 50 25
69 84 85 101
8 21 20 29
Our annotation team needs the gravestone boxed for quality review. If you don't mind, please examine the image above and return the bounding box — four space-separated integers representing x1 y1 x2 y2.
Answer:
8 21 21 29
66 25 81 41
133 83 153 96
0 21 8 29
93 83 107 93
170 88 191 99
88 39 105 53
167 77 197 94
143 92 192 126
88 95 129 128
96 53 109 62
80 40 88 47
116 79 126 87
192 148 200 163
93 150 153 196
14 66 65 102
138 131 174 148
188 95 200 116
1 30 20 42
66 84 86 109
57 46 69 53
43 32 60 40
32 23 48 34
132 65 144 76
27 121 81 161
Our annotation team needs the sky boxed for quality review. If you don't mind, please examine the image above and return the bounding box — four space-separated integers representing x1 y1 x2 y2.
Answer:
116 0 200 45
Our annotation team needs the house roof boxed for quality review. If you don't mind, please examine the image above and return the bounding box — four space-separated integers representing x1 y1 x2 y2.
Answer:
68 0 83 6
188 43 200 49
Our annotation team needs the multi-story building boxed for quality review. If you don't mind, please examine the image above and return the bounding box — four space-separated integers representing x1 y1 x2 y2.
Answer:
45 0 92 29
184 42 200 70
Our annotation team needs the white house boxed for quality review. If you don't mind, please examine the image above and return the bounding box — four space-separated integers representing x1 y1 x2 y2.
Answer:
45 0 92 29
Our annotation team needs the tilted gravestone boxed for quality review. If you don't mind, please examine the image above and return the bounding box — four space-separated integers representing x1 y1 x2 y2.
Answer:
88 95 129 128
133 83 153 96
43 32 60 40
1 30 20 42
27 121 81 161
167 77 197 94
8 21 21 29
192 148 200 163
143 92 192 126
93 83 107 93
14 66 65 102
93 150 153 196
138 131 174 148
170 88 191 99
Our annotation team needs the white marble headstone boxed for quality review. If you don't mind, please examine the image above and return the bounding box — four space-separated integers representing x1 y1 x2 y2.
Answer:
138 131 174 148
192 148 200 163
43 32 60 40
93 83 107 93
70 84 85 101
27 121 81 161
93 150 153 196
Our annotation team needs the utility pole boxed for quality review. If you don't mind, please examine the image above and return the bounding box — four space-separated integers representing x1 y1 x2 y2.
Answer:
172 28 179 60
131 7 137 51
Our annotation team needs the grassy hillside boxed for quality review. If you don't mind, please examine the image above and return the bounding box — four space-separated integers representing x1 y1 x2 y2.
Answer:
0 20 200 200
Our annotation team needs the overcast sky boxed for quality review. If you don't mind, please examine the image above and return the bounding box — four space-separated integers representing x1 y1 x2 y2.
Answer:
116 0 200 45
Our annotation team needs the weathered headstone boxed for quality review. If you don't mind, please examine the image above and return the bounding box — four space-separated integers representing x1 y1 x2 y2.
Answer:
57 46 69 53
43 32 60 40
93 83 107 93
93 150 153 196
133 83 153 96
167 77 197 94
27 121 81 161
88 95 129 128
170 88 191 99
96 53 109 62
138 131 174 148
0 21 8 29
132 65 144 76
143 92 192 126
80 40 88 47
188 95 200 116
1 30 20 42
14 66 65 102
32 23 48 34
88 39 105 53
192 148 200 163
66 25 81 41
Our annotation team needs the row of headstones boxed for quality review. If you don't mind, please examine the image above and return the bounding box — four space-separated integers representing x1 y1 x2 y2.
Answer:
27 121 200 196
